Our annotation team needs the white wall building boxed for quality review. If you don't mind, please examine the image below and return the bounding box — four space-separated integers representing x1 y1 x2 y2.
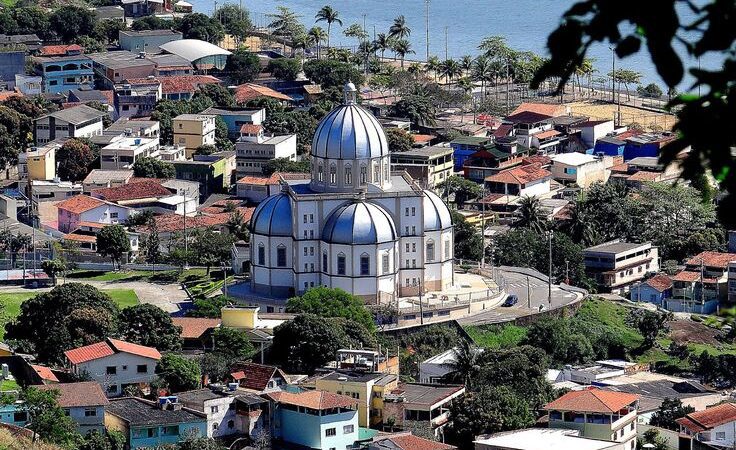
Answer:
34 105 106 145
550 153 615 188
64 338 161 397
249 83 454 301
235 126 297 176
100 136 161 170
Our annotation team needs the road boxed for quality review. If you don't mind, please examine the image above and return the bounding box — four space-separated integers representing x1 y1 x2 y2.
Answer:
457 269 585 325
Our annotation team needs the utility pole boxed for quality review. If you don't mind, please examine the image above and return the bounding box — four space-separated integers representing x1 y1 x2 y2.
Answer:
480 188 486 269
417 279 424 325
527 275 531 309
547 230 553 306
444 26 448 61
425 0 430 62
182 188 189 270
565 259 569 285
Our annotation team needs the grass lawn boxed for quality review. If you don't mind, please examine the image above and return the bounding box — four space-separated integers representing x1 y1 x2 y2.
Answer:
0 289 140 339
67 268 211 284
464 324 527 349
0 378 20 391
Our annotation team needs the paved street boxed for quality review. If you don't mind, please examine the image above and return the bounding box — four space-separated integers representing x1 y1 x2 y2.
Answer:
457 268 585 325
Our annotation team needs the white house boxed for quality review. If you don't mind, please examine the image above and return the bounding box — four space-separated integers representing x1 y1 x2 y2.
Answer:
177 387 268 439
235 125 297 176
550 153 615 188
677 403 736 449
485 163 552 198
100 136 161 170
56 194 135 233
580 120 616 149
583 241 659 294
475 429 624 450
64 338 161 397
419 347 483 384
34 105 106 145
38 381 109 435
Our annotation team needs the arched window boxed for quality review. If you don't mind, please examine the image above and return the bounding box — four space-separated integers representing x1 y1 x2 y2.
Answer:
384 163 390 181
322 252 328 271
62 63 79 71
360 253 370 276
276 244 287 267
257 243 265 265
317 164 324 182
426 241 435 262
373 162 380 182
329 163 337 184
360 165 367 184
344 164 352 185
382 252 390 274
337 252 346 275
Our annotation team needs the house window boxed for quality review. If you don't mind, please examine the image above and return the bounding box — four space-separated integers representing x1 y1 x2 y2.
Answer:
343 425 354 434
13 412 27 422
427 241 435 262
337 253 346 275
137 364 147 373
411 207 416 216
382 253 390 274
277 245 287 267
325 428 336 437
107 385 118 394
211 406 219 413
162 425 179 436
106 366 117 375
84 408 97 417
360 254 370 276
303 214 308 223
716 431 726 440
258 244 265 265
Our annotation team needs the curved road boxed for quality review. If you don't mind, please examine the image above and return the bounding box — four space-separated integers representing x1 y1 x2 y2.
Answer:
457 268 585 325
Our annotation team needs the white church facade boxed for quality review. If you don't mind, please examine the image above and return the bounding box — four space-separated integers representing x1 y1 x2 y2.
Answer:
249 83 454 301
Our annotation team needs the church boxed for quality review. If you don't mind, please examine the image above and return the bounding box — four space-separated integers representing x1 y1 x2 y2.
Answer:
249 82 454 301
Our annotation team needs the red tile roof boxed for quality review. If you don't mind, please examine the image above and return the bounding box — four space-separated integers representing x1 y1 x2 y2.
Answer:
231 362 286 391
30 364 59 383
265 390 358 410
145 209 254 233
644 274 673 292
234 83 293 104
0 91 21 102
672 270 714 283
493 123 513 138
63 233 97 243
237 173 281 186
171 317 221 339
686 251 736 269
38 381 109 408
38 44 83 56
578 119 612 127
65 338 161 365
521 155 552 167
610 163 629 173
379 434 456 450
511 102 567 118
505 111 552 124
627 170 661 182
534 129 562 140
676 403 736 433
412 134 435 143
486 163 552 185
77 221 106 229
127 75 221 95
544 388 639 414
239 124 263 134
56 195 106 214
93 180 173 202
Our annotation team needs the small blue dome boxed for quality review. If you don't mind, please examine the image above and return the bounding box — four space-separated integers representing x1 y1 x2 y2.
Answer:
250 194 292 236
311 97 389 160
423 190 452 231
322 202 397 245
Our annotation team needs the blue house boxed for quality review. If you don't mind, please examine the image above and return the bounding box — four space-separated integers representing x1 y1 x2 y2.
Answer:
450 136 493 172
0 51 25 89
264 389 360 450
0 403 28 428
34 55 94 94
630 274 673 307
593 135 626 157
105 397 207 448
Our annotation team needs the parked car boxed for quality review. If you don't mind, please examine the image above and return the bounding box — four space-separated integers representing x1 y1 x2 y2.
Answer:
503 294 518 307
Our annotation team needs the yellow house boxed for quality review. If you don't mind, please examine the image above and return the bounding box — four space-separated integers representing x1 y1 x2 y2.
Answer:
314 371 398 427
24 143 57 181
172 114 216 158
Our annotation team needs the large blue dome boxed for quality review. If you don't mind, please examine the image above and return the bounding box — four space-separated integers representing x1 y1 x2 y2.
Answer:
311 83 389 160
423 190 452 231
322 202 397 245
250 194 292 236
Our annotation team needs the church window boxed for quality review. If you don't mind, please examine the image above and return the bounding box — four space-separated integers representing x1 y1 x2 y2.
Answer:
337 253 346 275
318 164 324 182
360 254 370 276
322 252 328 271
360 165 367 184
382 253 390 274
444 240 451 259
276 245 287 267
373 163 380 181
427 241 435 262
345 165 352 185
329 164 337 184
257 244 265 265
384 164 389 181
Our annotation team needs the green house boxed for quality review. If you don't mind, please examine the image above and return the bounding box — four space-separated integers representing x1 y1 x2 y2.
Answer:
173 151 235 197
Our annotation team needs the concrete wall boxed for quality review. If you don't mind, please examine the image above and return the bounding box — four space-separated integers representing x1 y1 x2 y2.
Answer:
74 353 158 396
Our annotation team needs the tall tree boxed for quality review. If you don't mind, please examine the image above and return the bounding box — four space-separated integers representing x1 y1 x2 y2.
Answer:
5 283 120 364
225 48 262 85
373 33 392 60
132 156 175 178
175 13 224 43
56 139 95 182
439 59 462 84
391 39 414 69
314 5 342 49
156 353 201 393
17 387 80 447
286 287 375 331
50 6 96 43
119 304 182 351
515 195 548 234
451 211 484 262
472 56 494 100
307 26 328 59
96 225 131 270
388 15 411 41
608 69 642 101
214 4 251 43
442 339 484 389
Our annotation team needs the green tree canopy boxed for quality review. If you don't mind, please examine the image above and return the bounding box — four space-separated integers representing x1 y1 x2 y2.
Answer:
649 398 695 431
119 304 182 352
212 327 255 361
18 387 80 446
262 157 310 176
385 128 414 153
225 49 262 86
156 353 201 393
263 110 318 154
96 225 131 270
5 283 120 364
57 139 95 182
132 156 175 178
286 287 375 331
174 13 224 43
214 4 252 41
451 211 483 262
303 59 365 90
268 58 301 81
50 6 96 43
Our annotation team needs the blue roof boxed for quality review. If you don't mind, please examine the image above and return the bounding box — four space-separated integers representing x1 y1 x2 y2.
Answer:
250 194 292 236
322 202 397 245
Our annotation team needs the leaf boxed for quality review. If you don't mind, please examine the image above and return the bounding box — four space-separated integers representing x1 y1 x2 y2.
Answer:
616 36 641 58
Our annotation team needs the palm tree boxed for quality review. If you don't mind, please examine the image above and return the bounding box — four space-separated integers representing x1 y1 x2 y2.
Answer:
314 5 342 50
426 56 441 82
442 339 483 388
564 200 598 246
515 195 547 234
472 56 493 100
575 57 596 97
389 15 411 40
308 26 327 59
457 77 473 96
373 33 391 60
291 32 314 67
268 6 303 54
439 59 461 85
459 55 474 76
344 23 368 45
391 39 414 69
